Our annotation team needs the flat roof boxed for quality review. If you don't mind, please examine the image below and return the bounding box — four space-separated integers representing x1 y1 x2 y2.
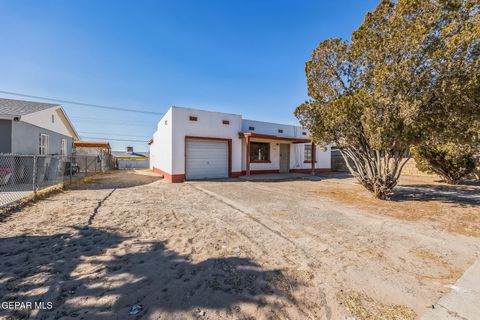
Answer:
239 132 310 143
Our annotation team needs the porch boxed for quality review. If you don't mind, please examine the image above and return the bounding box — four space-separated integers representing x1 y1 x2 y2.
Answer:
238 132 319 176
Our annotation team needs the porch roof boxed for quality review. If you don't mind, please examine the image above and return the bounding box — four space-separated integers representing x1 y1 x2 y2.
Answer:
238 132 311 144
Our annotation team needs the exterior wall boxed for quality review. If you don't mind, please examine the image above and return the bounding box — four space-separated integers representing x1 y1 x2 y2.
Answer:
117 159 150 169
0 119 12 153
150 106 331 182
11 121 73 155
170 107 243 176
20 108 73 137
401 158 438 177
241 119 307 138
241 139 330 173
150 108 174 178
74 147 104 156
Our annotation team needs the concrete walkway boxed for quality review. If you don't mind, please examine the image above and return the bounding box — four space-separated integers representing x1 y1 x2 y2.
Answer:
422 258 480 320
238 173 323 182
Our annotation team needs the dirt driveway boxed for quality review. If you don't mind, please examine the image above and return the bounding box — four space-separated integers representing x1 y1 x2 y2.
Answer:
0 170 479 319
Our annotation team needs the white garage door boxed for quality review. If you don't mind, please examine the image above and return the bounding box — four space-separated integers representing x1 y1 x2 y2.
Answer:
186 139 229 180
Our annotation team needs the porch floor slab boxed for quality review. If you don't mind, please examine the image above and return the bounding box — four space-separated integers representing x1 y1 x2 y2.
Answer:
238 173 322 182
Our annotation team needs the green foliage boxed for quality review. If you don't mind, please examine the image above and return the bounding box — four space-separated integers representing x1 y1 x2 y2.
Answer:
411 143 476 184
295 0 480 199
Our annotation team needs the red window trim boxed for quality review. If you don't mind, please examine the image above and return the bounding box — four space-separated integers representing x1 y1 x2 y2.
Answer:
249 141 270 163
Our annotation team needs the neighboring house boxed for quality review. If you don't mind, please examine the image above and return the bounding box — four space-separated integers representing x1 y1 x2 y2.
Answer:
149 106 331 182
112 147 149 169
73 141 112 172
0 98 79 155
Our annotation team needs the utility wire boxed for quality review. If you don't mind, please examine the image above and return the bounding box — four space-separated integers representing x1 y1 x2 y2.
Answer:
78 131 151 138
0 90 164 115
80 136 149 143
71 117 152 127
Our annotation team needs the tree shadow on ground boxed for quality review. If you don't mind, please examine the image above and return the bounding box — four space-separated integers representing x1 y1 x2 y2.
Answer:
0 227 296 319
392 184 480 207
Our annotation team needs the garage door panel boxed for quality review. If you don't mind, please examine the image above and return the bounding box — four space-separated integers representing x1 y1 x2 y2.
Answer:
186 139 229 180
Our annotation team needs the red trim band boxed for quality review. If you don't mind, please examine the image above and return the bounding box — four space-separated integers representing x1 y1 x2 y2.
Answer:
153 167 185 183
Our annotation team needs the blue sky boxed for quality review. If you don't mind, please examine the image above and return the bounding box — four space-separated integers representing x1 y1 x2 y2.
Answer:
0 0 378 151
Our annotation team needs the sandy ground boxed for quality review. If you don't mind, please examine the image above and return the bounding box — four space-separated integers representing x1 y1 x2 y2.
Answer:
0 170 479 320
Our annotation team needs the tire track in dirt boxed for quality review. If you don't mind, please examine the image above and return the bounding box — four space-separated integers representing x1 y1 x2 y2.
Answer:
87 189 116 226
186 183 331 319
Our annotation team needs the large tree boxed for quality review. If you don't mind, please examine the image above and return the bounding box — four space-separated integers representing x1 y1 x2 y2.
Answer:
295 0 479 199
410 0 480 183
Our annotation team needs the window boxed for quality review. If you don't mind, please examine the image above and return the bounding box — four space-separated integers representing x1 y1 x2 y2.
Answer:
248 126 255 131
304 144 312 162
222 120 230 125
189 116 198 121
278 129 283 133
250 142 270 162
39 134 49 155
61 139 67 156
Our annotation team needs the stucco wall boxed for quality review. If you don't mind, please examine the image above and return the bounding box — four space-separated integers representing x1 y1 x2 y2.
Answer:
11 121 73 155
241 139 330 172
241 119 308 138
150 106 331 178
149 108 173 174
171 107 243 175
0 119 12 153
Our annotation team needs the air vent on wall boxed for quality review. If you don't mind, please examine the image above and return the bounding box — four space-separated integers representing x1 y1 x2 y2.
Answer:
249 126 255 131
222 120 230 125
278 129 283 133
189 116 198 121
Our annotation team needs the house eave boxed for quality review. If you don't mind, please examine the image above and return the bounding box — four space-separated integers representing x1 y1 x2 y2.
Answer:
238 132 311 144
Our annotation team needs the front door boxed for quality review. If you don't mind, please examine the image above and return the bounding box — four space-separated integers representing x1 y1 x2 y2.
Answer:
279 144 290 173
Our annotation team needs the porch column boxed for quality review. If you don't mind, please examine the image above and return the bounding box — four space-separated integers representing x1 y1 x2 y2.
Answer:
246 135 251 176
311 142 316 175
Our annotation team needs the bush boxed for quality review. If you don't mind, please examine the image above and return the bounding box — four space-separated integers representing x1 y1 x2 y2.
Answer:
411 143 476 184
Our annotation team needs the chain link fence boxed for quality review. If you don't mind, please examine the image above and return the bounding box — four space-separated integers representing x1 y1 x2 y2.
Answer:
0 154 113 209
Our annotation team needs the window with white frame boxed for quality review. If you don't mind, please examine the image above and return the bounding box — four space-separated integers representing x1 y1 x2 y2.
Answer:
39 134 49 155
304 144 312 162
61 139 67 156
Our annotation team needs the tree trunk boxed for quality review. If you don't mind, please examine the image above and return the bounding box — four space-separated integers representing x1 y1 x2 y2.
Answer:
340 147 410 200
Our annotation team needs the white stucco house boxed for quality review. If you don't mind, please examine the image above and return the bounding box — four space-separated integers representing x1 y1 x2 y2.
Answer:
149 106 331 182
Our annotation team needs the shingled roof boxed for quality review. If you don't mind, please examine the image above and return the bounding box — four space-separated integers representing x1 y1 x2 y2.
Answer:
0 98 58 117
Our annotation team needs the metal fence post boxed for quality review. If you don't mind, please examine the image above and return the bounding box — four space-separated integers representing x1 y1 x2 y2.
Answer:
85 156 88 177
32 155 37 199
69 156 73 185
94 157 97 174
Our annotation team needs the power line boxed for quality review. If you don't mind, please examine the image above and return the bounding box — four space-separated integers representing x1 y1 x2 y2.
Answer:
78 131 151 138
0 90 164 115
80 136 148 143
71 117 152 127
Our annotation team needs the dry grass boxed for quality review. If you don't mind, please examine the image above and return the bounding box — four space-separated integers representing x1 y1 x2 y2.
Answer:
413 249 463 282
302 178 480 237
337 290 416 320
